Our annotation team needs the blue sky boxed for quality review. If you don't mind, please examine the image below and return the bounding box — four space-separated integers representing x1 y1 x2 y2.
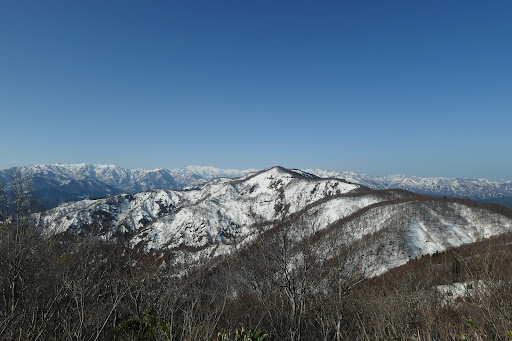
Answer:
1 1 511 179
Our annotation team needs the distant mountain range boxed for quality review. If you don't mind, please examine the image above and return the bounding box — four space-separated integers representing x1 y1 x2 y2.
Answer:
0 164 255 209
0 163 511 210
306 169 512 207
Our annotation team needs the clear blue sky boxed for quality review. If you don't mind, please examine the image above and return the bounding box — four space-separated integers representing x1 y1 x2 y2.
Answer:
1 1 511 179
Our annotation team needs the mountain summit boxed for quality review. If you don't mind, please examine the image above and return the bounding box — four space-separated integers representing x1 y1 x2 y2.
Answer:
36 166 512 276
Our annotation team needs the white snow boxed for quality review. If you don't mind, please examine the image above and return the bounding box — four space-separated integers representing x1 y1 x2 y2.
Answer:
33 166 512 276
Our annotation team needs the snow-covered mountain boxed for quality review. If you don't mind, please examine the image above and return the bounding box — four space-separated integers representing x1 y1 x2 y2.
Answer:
0 164 124 209
307 169 512 207
1 163 511 211
36 166 512 276
0 164 256 209
37 167 365 257
57 163 179 193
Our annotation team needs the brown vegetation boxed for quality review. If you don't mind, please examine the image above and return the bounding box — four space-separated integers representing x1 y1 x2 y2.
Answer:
2 181 512 340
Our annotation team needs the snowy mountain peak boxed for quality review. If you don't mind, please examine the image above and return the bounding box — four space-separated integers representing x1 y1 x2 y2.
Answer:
37 166 364 261
36 165 512 278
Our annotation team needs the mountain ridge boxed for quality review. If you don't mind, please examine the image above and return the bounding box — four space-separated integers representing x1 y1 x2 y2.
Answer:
1 163 511 210
35 166 512 277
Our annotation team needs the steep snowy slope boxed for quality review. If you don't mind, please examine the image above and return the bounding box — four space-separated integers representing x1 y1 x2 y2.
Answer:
301 197 512 276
